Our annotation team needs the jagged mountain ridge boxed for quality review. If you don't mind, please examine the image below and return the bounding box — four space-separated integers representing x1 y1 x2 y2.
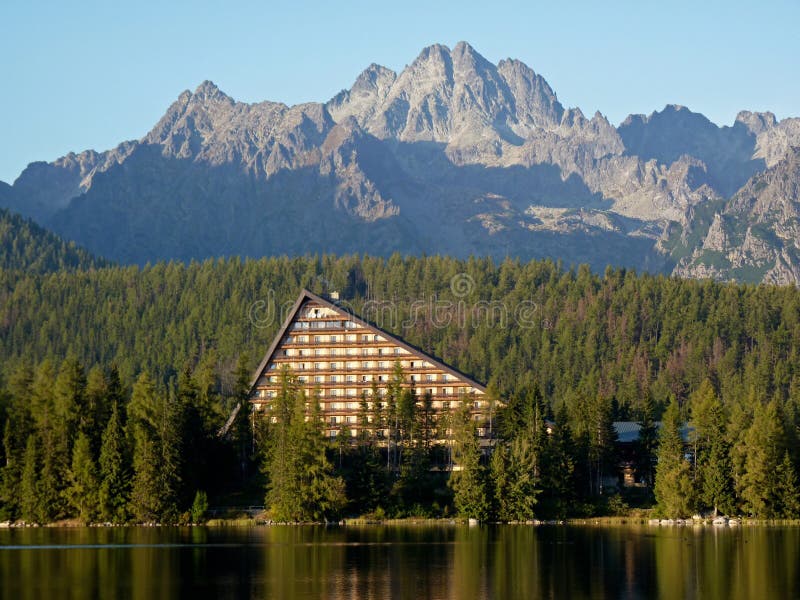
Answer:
2 41 799 280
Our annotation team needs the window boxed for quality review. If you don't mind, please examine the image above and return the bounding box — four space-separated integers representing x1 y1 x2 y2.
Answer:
314 335 322 343
314 375 324 383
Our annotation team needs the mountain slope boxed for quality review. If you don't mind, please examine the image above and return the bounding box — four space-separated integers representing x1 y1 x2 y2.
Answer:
0 207 107 273
673 148 800 284
2 42 799 281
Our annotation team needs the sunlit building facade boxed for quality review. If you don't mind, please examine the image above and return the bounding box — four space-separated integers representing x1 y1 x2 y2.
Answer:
248 289 493 440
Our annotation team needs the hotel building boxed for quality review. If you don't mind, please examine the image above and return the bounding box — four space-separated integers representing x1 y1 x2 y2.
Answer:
248 289 493 440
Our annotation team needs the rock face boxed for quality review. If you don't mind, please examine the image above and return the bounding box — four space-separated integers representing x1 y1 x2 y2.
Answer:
2 42 799 281
673 148 800 283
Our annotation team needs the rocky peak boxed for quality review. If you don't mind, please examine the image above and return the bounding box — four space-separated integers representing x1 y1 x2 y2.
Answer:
327 63 396 124
702 213 728 251
497 57 563 130
735 110 777 135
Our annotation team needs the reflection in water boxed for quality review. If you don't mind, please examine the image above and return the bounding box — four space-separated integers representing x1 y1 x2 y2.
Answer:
1 524 798 599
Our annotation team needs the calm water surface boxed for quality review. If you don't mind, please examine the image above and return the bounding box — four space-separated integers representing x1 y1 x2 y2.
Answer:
1 524 797 599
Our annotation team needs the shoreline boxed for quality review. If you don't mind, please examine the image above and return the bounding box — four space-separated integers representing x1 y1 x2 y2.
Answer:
4 516 800 529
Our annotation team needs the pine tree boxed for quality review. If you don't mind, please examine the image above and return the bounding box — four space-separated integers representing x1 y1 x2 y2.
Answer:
295 399 347 521
448 402 489 521
264 370 300 520
654 398 695 517
231 353 253 482
0 363 34 519
83 365 111 455
588 394 618 496
98 402 129 523
191 490 209 523
128 372 181 522
740 400 786 517
67 431 98 522
130 434 161 522
635 393 658 488
541 406 577 518
690 379 734 516
776 451 800 518
20 435 40 523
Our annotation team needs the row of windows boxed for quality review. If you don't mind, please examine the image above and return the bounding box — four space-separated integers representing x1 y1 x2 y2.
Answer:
255 388 478 400
291 319 357 330
285 333 384 344
281 347 405 357
324 423 488 435
266 371 448 383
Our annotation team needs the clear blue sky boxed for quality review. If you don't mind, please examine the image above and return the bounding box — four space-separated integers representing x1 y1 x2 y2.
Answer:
1 0 798 184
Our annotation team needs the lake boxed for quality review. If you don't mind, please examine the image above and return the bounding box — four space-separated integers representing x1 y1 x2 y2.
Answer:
1 524 797 599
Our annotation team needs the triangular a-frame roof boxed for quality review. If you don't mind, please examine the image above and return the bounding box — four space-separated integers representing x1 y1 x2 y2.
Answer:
248 288 487 393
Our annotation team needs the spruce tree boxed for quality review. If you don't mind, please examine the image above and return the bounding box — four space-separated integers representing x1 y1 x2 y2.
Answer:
83 365 111 454
776 451 800 519
98 402 129 523
448 401 489 521
0 363 33 519
264 370 300 520
690 379 734 516
635 393 658 488
654 398 695 517
128 372 180 522
130 434 161 522
67 431 98 522
740 400 786 517
20 435 40 523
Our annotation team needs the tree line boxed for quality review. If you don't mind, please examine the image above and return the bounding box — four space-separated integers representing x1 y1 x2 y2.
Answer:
2 254 800 521
0 356 252 523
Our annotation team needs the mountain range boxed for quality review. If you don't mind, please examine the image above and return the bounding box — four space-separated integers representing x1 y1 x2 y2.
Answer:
2 41 799 282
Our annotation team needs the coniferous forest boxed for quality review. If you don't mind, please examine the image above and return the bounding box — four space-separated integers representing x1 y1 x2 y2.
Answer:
2 254 800 522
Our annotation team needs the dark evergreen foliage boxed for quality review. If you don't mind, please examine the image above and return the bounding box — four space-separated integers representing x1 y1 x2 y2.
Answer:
2 254 800 521
0 207 105 273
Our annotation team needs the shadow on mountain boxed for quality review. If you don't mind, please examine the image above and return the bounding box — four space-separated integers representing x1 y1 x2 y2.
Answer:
49 142 664 274
618 106 766 196
359 137 610 212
